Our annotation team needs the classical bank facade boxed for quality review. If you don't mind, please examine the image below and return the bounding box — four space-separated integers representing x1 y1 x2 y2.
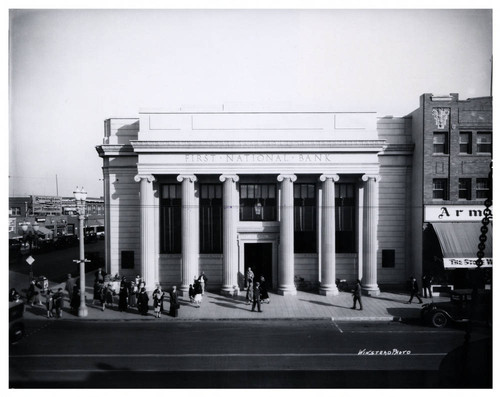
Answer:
96 109 413 296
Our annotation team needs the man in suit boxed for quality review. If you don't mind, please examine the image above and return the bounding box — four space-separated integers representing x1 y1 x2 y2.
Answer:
351 279 363 310
251 281 262 312
407 276 423 304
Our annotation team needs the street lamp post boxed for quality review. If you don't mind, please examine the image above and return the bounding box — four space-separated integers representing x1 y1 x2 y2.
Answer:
74 187 89 317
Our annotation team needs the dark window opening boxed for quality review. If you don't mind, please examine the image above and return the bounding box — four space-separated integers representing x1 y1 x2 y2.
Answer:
433 132 449 154
160 184 182 254
382 249 395 268
240 183 277 221
458 178 471 200
200 184 223 253
459 132 472 154
432 179 448 200
121 250 135 269
294 183 317 253
335 183 356 253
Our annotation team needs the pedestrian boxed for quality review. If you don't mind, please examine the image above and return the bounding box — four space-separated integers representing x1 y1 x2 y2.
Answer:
128 280 137 307
246 279 254 305
65 274 75 306
169 286 179 317
9 288 20 302
98 282 106 311
246 267 254 288
251 281 262 312
118 282 129 312
137 287 149 315
26 279 38 306
92 281 101 305
422 274 433 299
193 278 203 307
188 284 195 303
71 285 80 313
351 279 363 310
260 276 270 304
153 284 164 318
94 268 106 284
407 276 423 304
198 272 208 295
45 289 54 318
105 283 114 308
53 288 64 318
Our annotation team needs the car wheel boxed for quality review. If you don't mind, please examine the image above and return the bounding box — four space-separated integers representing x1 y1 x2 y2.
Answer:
431 312 448 328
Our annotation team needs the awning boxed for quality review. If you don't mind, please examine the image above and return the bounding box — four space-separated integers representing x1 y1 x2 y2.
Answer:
37 226 54 238
431 222 492 268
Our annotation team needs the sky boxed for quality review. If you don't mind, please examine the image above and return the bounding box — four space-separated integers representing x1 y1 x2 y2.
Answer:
8 7 493 198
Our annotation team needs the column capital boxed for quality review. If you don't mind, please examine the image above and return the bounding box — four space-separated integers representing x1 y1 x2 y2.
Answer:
319 174 340 182
361 174 381 182
277 174 297 182
176 174 197 183
134 174 155 183
219 174 240 183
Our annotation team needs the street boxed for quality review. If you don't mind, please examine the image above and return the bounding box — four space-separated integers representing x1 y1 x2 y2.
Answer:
9 319 492 388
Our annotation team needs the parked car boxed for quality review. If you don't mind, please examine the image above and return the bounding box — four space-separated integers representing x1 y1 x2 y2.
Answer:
421 288 492 328
9 301 25 343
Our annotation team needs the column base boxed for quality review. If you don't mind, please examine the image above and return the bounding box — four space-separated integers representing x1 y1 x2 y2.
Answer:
178 285 190 298
221 286 239 297
319 285 339 296
277 286 297 296
362 285 380 296
78 305 88 317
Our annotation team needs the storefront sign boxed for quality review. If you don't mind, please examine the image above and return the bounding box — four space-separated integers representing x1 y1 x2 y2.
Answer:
9 218 16 232
32 195 62 215
443 258 492 268
184 153 334 163
425 205 493 222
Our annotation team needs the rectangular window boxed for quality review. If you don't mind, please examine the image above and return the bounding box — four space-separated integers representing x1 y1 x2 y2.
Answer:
433 132 448 154
335 183 356 253
121 250 135 269
476 178 490 199
239 183 276 221
432 179 448 200
458 178 471 200
294 183 317 253
9 207 21 216
160 184 182 253
477 132 492 153
200 184 223 253
382 249 395 268
459 132 472 154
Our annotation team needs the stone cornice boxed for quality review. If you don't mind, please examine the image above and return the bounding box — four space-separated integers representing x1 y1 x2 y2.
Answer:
96 144 135 157
129 140 387 153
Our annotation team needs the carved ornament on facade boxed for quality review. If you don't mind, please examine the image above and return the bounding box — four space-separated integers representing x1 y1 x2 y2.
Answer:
432 108 450 130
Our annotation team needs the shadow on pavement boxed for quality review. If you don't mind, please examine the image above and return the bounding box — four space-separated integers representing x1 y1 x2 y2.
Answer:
298 299 347 309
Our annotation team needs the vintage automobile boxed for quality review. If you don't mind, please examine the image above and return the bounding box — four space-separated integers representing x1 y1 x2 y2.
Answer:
9 301 25 343
421 288 492 328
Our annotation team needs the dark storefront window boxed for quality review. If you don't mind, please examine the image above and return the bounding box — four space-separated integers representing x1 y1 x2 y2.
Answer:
294 183 316 253
335 183 355 253
160 184 182 254
240 184 276 221
200 184 223 253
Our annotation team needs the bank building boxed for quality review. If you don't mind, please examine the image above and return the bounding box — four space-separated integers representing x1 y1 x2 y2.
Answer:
96 96 491 297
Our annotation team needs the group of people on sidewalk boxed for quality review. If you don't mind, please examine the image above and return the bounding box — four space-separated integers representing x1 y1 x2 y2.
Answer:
188 272 207 307
245 268 270 312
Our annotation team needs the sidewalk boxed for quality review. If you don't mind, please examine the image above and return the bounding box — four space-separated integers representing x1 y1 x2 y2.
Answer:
11 270 447 322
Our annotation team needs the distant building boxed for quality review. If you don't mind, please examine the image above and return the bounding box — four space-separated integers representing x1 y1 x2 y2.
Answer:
409 93 492 287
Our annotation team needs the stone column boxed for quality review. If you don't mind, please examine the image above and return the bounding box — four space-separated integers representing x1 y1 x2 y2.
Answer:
177 174 198 295
134 174 157 291
319 174 340 295
277 174 297 295
220 174 240 296
361 175 380 296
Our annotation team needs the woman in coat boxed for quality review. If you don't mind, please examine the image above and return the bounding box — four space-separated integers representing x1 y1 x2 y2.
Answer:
118 283 129 312
169 286 179 317
137 287 149 315
259 276 270 304
153 285 165 318
246 279 254 305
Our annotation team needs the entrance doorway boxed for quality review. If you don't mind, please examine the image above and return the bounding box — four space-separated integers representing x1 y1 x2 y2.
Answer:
244 243 273 288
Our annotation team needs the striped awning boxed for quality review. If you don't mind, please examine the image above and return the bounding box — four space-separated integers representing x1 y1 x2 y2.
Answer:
432 222 492 268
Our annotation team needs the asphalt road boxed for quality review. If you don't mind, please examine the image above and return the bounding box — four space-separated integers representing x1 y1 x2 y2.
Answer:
9 320 492 388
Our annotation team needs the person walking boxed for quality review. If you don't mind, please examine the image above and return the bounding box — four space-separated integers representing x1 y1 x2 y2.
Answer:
45 289 54 318
188 284 195 303
251 281 262 312
118 282 129 312
65 274 75 306
26 279 38 307
198 272 208 295
53 288 64 318
137 287 149 315
422 274 433 299
169 286 179 317
94 268 106 284
193 277 203 307
246 279 254 305
246 267 254 289
153 284 165 318
105 283 114 308
98 282 106 311
407 276 423 304
351 279 363 310
260 276 270 304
